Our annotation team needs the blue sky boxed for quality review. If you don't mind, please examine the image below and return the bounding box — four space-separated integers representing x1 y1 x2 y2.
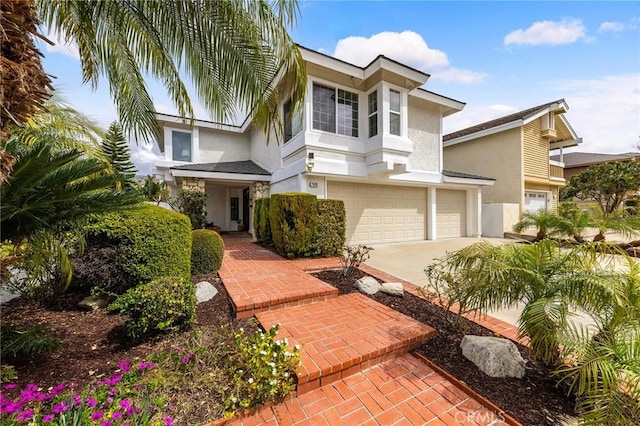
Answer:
40 1 640 174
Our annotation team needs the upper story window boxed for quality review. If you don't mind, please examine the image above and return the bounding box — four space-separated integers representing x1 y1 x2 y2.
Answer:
368 90 378 138
389 89 401 136
312 83 359 137
283 98 303 143
172 130 192 162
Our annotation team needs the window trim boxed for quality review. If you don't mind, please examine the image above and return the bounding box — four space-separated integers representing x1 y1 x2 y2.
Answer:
171 129 193 162
389 89 401 137
311 82 359 138
283 98 303 143
368 90 378 138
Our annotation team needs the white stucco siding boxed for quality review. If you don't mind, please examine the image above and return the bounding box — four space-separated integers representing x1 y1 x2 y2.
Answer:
407 98 441 172
250 127 282 173
270 175 300 194
198 129 251 163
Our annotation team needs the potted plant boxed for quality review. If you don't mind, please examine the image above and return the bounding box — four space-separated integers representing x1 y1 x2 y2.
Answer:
237 219 245 232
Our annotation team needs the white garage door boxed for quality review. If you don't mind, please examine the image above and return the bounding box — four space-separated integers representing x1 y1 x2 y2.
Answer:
436 189 466 238
524 191 548 213
327 182 426 244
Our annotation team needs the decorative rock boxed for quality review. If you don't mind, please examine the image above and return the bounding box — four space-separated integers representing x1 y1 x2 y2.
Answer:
196 281 219 303
78 295 109 311
354 276 381 295
460 335 526 378
380 282 404 297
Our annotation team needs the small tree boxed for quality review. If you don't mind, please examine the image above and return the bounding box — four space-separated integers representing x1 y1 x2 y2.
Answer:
141 175 169 205
102 121 137 190
561 161 640 214
170 188 208 229
512 210 574 242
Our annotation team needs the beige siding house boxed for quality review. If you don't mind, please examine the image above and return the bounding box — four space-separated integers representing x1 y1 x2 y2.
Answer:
443 100 582 237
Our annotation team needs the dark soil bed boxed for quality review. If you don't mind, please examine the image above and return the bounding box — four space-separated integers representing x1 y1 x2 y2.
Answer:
313 269 577 426
2 274 250 391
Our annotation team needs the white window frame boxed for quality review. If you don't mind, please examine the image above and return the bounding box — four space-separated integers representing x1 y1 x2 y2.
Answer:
389 89 401 136
283 98 303 143
368 89 378 138
164 126 199 163
311 82 359 138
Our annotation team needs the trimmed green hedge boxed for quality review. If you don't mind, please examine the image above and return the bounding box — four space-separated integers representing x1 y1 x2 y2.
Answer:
83 204 191 290
110 276 196 341
270 193 318 259
191 229 225 275
316 199 346 257
253 198 272 243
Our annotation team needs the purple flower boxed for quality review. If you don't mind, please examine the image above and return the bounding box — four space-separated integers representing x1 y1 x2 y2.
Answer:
101 421 113 426
17 409 34 421
118 361 131 374
164 416 174 426
73 393 81 405
86 397 97 408
112 411 123 420
103 375 122 387
91 411 104 421
1 401 21 414
3 384 16 390
181 355 191 364
50 384 65 396
43 414 55 422
119 400 132 410
52 402 69 414
137 361 154 371
107 388 118 396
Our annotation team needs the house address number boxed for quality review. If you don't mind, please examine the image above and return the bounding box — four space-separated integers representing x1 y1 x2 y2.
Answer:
309 182 319 188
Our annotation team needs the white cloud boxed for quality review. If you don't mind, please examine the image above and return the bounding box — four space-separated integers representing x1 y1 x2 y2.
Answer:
129 138 163 175
332 31 487 85
44 30 80 59
504 18 587 46
549 74 640 153
598 21 626 33
431 68 489 85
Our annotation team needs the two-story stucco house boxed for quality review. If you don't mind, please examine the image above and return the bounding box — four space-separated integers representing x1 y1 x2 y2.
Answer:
443 100 582 237
154 46 495 244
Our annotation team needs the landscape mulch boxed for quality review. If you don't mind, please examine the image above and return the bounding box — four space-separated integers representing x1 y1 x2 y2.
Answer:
312 269 577 426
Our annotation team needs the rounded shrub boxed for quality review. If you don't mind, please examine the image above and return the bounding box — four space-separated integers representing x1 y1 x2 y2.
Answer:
76 204 191 292
191 229 225 275
109 276 197 341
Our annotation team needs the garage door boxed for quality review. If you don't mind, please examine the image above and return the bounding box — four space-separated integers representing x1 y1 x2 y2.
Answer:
436 189 466 238
327 182 426 244
524 191 548 213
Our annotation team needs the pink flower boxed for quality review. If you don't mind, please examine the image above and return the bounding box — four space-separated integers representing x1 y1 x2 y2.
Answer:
86 397 97 408
181 355 191 364
91 411 104 421
164 416 174 426
52 402 69 414
112 411 123 420
118 361 132 374
3 384 16 390
43 414 55 422
17 409 34 421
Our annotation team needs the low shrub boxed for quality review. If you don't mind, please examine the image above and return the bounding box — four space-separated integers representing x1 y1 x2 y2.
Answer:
0 360 163 425
253 198 272 243
76 204 191 293
0 324 62 361
316 199 346 257
339 245 374 277
170 188 208 229
110 276 197 341
191 229 225 275
270 193 318 259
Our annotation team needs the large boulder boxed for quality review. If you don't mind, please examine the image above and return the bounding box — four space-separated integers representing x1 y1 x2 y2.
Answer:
354 276 381 295
460 335 526 378
380 282 404 297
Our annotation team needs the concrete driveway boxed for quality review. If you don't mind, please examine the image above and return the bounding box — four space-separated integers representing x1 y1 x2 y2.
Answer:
367 237 522 325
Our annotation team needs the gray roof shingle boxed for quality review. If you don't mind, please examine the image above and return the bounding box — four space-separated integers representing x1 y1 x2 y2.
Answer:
550 152 639 168
444 99 565 142
171 160 270 175
442 169 495 181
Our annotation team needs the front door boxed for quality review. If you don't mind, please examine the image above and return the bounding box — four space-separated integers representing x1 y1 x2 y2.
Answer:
242 187 250 230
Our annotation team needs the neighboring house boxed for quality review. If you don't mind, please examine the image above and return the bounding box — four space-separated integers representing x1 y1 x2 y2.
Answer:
154 46 495 243
550 151 640 180
443 100 582 237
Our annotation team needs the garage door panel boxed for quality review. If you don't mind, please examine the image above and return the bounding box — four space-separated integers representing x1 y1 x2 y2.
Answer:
436 189 466 239
328 182 426 244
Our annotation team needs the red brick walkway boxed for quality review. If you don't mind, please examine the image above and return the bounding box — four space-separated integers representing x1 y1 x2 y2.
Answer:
217 236 515 426
219 235 338 318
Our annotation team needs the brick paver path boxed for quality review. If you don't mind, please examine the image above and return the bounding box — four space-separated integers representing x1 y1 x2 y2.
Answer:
219 235 338 318
217 235 514 426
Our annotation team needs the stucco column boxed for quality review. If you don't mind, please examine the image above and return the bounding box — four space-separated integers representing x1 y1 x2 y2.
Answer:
427 187 436 240
468 188 482 238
